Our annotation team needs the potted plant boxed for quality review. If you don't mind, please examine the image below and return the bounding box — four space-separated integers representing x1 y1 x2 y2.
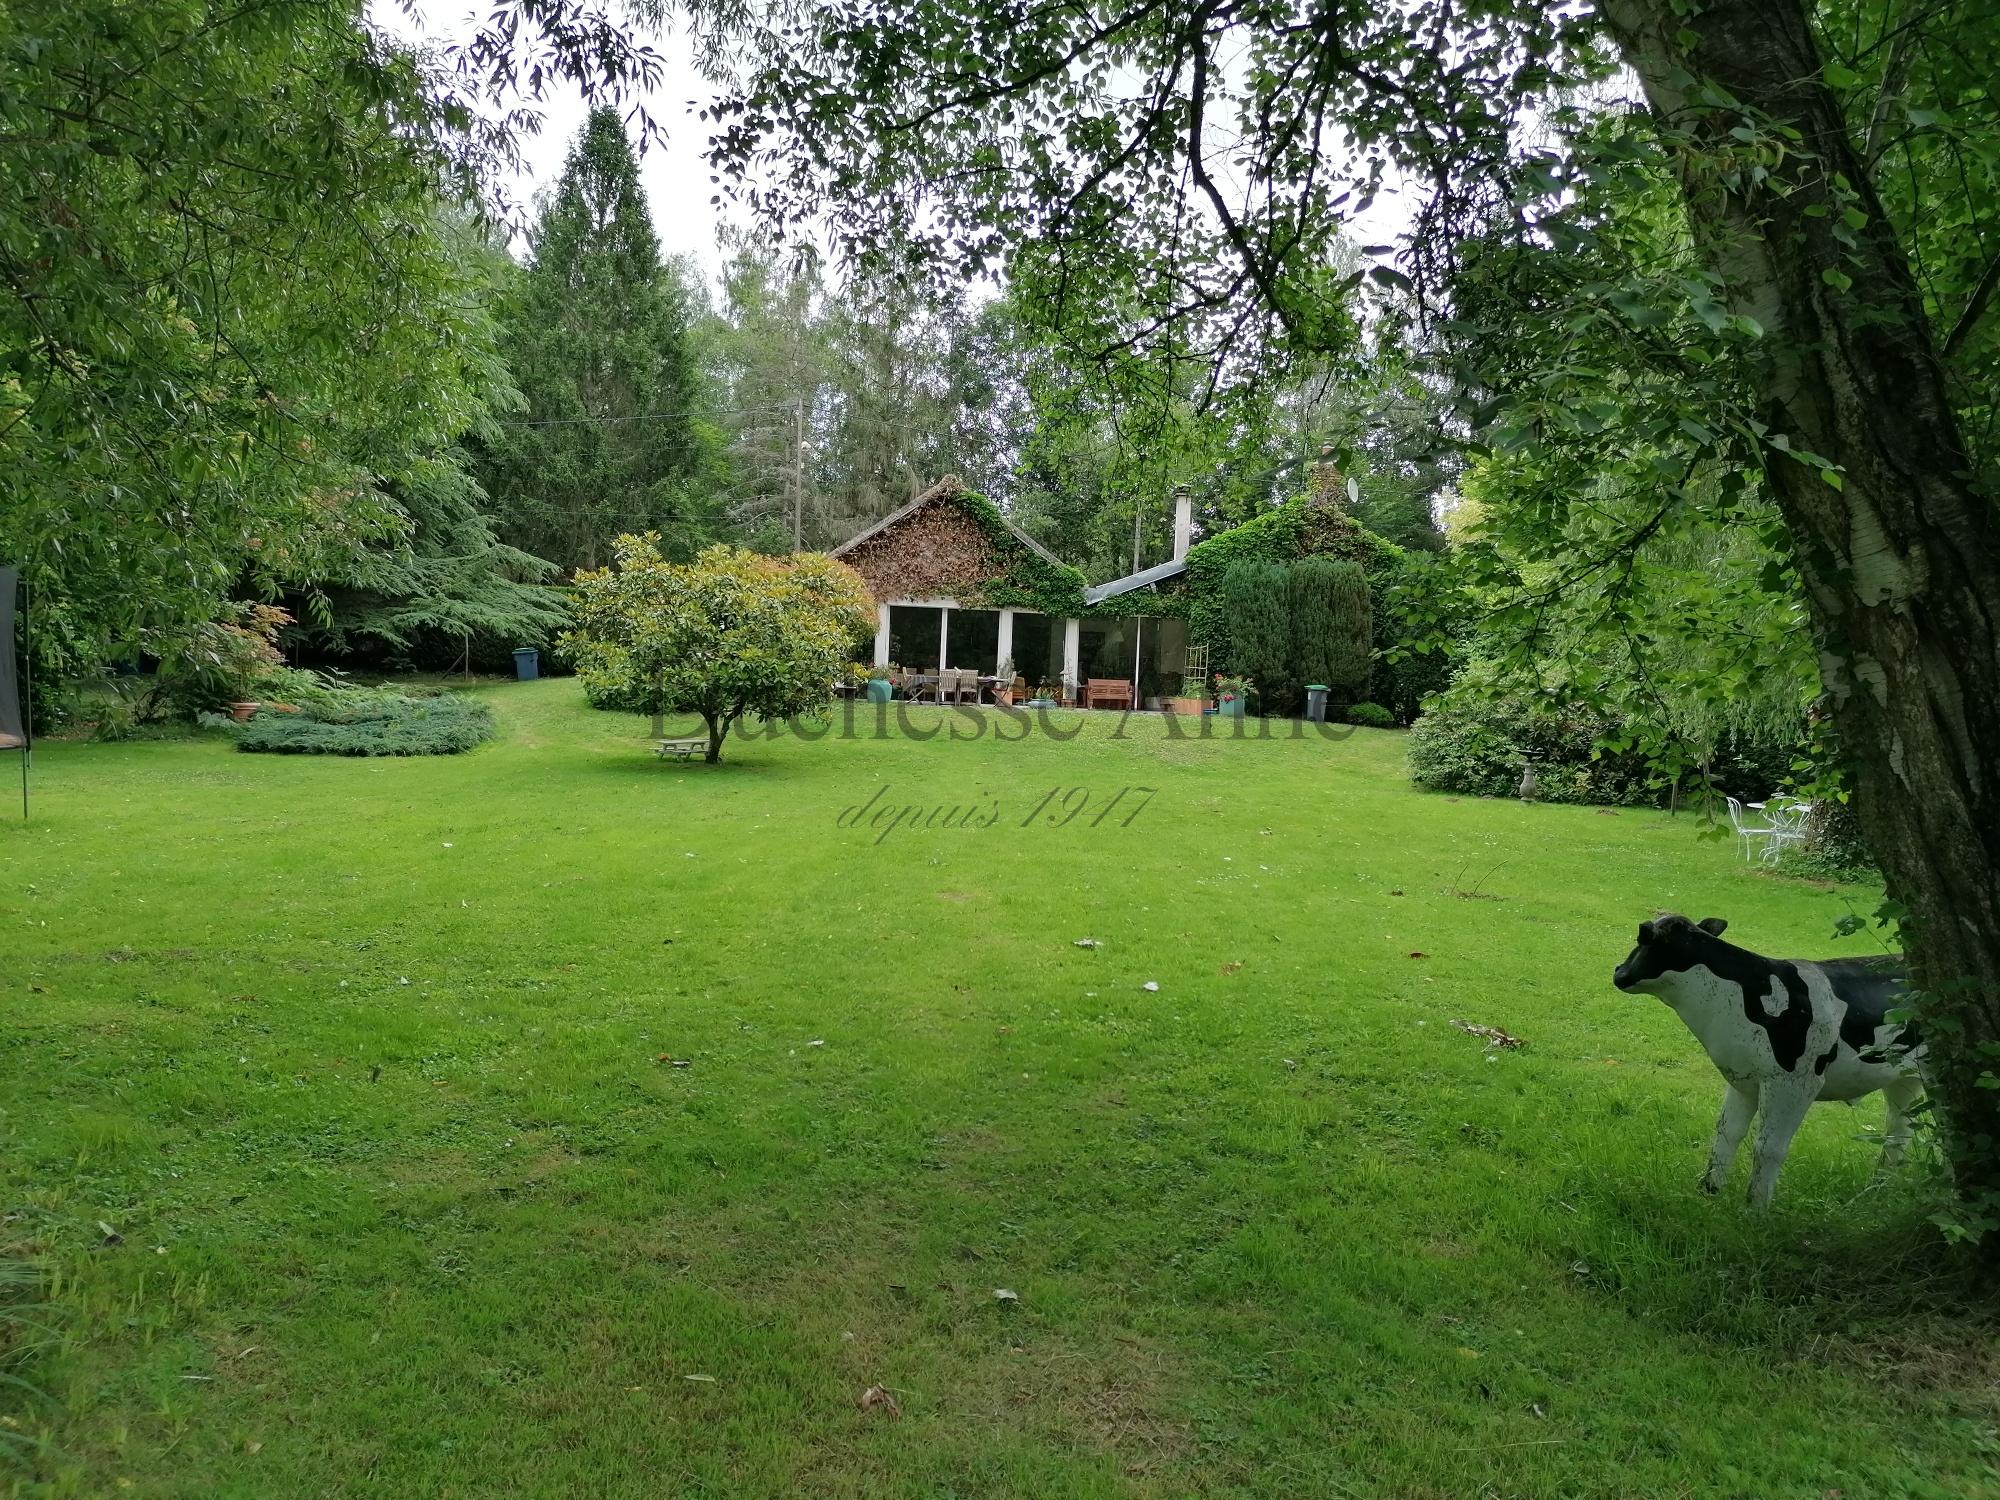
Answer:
1213 673 1251 717
866 665 895 704
993 656 1016 707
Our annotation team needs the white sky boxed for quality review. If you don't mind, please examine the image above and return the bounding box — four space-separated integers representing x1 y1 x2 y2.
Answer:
369 2 746 281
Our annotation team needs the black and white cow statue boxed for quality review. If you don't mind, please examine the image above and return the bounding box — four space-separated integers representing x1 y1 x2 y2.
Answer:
1613 913 1925 1208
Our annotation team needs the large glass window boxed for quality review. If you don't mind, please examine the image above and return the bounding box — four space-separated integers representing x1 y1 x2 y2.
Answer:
950 610 1000 672
887 605 943 670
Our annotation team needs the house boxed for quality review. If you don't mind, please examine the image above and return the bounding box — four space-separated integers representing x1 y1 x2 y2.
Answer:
829 478 1193 700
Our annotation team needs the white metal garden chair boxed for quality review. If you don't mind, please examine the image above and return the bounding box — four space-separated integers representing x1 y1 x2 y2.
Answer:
1760 797 1811 860
1726 796 1780 862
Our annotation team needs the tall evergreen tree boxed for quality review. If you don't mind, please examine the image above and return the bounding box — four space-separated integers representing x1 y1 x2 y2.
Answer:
471 110 717 571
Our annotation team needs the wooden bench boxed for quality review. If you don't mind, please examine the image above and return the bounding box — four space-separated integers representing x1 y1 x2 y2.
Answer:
654 738 707 761
1083 678 1134 711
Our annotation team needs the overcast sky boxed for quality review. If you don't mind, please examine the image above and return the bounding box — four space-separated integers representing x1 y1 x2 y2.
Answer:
369 2 747 280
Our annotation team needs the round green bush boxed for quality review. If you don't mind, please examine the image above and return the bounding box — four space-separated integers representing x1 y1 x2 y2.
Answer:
1406 693 1656 804
1346 701 1395 728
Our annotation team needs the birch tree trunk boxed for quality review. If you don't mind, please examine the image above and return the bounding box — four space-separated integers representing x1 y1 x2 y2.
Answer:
1596 0 2000 1221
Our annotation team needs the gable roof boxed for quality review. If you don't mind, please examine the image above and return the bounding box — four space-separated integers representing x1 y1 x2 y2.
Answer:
830 476 1065 567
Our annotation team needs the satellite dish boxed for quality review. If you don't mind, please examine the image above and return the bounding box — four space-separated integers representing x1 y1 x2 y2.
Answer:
1345 477 1361 505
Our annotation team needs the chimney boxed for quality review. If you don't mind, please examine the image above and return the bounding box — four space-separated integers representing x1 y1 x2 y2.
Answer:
1172 485 1193 562
1309 444 1346 507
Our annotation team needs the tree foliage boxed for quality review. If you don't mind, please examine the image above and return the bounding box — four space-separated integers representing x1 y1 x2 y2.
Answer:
563 536 874 760
0 0 503 673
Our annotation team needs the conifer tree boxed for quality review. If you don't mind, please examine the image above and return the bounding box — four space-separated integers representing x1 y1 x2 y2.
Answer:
472 110 718 571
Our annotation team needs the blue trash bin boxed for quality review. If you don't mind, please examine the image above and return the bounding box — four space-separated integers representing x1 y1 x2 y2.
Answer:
512 647 540 681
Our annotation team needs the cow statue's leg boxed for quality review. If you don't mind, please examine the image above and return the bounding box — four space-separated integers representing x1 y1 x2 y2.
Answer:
1703 1082 1758 1194
1878 1075 1924 1169
1745 1082 1817 1209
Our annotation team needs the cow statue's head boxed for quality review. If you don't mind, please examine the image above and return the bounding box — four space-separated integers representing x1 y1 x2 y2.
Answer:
1613 913 1730 995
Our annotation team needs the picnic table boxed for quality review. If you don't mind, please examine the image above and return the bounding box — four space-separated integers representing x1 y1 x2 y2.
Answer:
654 738 707 761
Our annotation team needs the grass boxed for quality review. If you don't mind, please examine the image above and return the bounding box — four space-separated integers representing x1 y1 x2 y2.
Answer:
0 682 1993 1499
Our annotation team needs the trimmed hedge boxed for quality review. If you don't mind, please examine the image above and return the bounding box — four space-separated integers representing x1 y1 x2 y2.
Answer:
1346 702 1395 728
237 691 493 756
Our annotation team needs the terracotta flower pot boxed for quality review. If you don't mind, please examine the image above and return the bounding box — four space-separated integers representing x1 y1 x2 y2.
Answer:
227 701 259 722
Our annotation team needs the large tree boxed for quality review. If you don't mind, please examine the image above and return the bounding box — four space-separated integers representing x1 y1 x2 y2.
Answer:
695 0 2000 1226
0 0 506 679
470 108 718 571
564 535 873 759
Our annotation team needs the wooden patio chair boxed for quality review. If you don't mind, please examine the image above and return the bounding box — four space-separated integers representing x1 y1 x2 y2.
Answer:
1084 677 1134 711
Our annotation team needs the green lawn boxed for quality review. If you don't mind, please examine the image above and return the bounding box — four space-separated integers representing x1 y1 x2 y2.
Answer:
1 683 1992 1499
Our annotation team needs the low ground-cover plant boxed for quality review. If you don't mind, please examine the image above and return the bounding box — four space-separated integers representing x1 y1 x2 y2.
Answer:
235 679 491 756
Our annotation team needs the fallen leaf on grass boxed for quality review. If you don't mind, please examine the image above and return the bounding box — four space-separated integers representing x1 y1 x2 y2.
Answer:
992 1288 1019 1302
96 1222 123 1247
1282 1058 1298 1070
858 1385 901 1416
1073 938 1102 948
244 1441 262 1455
1389 889 1405 896
1141 981 1159 992
1219 961 1242 975
1457 1348 1481 1359
1408 951 1428 959
683 1374 716 1383
1450 1020 1526 1049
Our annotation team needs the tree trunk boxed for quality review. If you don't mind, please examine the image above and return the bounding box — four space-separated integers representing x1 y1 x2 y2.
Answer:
1598 0 2000 1222
651 672 664 740
702 710 732 763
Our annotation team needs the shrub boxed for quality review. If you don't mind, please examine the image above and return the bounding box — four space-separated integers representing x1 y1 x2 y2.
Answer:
1289 557 1372 703
1346 701 1395 728
1780 796 1880 882
237 690 492 756
1407 693 1657 805
1223 559 1292 712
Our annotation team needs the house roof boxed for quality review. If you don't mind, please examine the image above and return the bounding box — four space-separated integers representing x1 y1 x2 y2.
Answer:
830 476 1066 567
1080 557 1188 605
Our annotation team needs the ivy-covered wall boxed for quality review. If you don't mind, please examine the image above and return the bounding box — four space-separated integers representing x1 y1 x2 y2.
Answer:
1185 499 1402 669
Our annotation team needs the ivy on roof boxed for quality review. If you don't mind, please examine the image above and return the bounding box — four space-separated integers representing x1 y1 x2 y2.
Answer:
950 489 1092 616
